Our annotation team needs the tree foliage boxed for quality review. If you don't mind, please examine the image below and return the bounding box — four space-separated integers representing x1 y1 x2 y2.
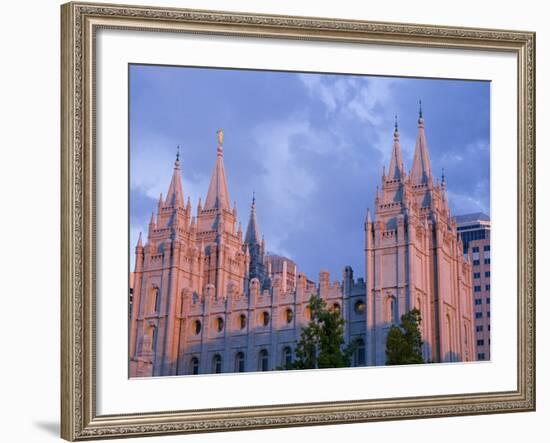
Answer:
385 308 424 365
286 294 356 370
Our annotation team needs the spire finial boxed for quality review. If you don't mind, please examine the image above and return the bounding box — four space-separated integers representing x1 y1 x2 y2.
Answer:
252 190 256 205
441 167 446 184
419 100 423 119
395 115 398 131
216 128 224 156
174 145 181 168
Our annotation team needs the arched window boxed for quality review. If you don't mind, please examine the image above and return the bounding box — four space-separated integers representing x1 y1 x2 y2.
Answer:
190 357 199 375
388 297 396 323
355 338 365 366
239 314 247 330
212 354 222 374
259 349 269 371
235 351 245 372
151 287 160 313
285 309 293 324
192 319 202 335
215 317 224 333
332 303 341 315
305 305 311 320
283 346 292 367
151 325 158 353
261 311 270 327
354 299 365 315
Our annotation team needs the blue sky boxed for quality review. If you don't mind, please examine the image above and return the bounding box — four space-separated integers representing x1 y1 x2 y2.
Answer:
130 64 490 281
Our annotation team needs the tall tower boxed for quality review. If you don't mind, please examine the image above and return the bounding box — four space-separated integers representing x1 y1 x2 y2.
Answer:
244 193 268 288
364 108 475 365
196 129 250 300
129 148 203 376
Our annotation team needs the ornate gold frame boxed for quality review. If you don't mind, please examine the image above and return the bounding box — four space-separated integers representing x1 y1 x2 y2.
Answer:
60 2 536 440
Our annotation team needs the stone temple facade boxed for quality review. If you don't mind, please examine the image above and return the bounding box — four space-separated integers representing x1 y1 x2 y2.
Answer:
129 113 475 378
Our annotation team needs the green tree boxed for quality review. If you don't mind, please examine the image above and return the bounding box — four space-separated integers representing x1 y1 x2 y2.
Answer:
286 294 356 370
385 308 424 365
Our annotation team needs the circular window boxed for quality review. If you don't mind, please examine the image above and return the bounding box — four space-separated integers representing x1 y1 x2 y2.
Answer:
193 319 202 335
215 317 224 332
285 309 293 324
354 300 365 315
239 314 247 330
261 311 270 326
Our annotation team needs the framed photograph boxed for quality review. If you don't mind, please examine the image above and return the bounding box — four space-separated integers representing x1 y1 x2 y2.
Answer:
61 1 536 440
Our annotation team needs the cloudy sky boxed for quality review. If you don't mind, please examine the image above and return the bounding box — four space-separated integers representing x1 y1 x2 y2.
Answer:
129 64 490 281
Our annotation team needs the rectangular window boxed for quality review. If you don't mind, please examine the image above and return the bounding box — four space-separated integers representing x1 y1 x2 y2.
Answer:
474 286 482 292
487 311 491 318
483 245 490 251
486 297 490 304
488 325 491 331
475 299 482 305
486 284 490 291
485 271 490 277
476 325 484 332
477 339 484 346
475 312 483 319
473 246 480 252
474 272 480 279
484 258 491 265
477 353 486 360
473 260 480 266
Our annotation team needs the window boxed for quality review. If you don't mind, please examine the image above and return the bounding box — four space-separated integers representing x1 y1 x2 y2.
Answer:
259 349 269 371
485 271 491 278
476 325 484 332
475 312 483 319
285 309 293 324
154 288 160 312
151 326 157 353
388 297 396 323
473 272 480 279
354 300 365 315
239 314 247 330
283 346 292 367
190 357 199 375
483 245 490 251
332 303 341 314
488 325 491 331
235 352 245 372
261 311 270 327
485 284 491 291
355 338 366 366
477 353 486 360
484 258 491 265
472 246 480 253
212 354 222 374
215 317 224 332
475 299 482 305
477 339 485 346
473 260 480 266
487 311 491 318
486 297 491 304
192 320 202 335
474 286 481 292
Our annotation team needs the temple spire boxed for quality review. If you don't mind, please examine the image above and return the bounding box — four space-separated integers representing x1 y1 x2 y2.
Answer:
244 192 260 246
204 129 231 210
410 101 433 185
388 115 404 180
165 146 185 208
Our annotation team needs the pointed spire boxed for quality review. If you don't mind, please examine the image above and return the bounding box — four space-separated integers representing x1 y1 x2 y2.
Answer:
388 115 404 180
245 192 261 246
204 129 231 210
136 232 143 248
366 208 372 224
410 101 433 185
165 146 185 208
157 193 163 213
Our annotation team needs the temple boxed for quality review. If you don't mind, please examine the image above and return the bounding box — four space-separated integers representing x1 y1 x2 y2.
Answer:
129 110 475 377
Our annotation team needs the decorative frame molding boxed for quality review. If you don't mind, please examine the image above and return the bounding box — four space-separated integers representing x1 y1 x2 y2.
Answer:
60 2 536 440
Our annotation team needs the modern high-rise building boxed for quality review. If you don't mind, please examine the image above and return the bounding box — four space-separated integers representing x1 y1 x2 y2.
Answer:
455 213 491 361
129 111 475 377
